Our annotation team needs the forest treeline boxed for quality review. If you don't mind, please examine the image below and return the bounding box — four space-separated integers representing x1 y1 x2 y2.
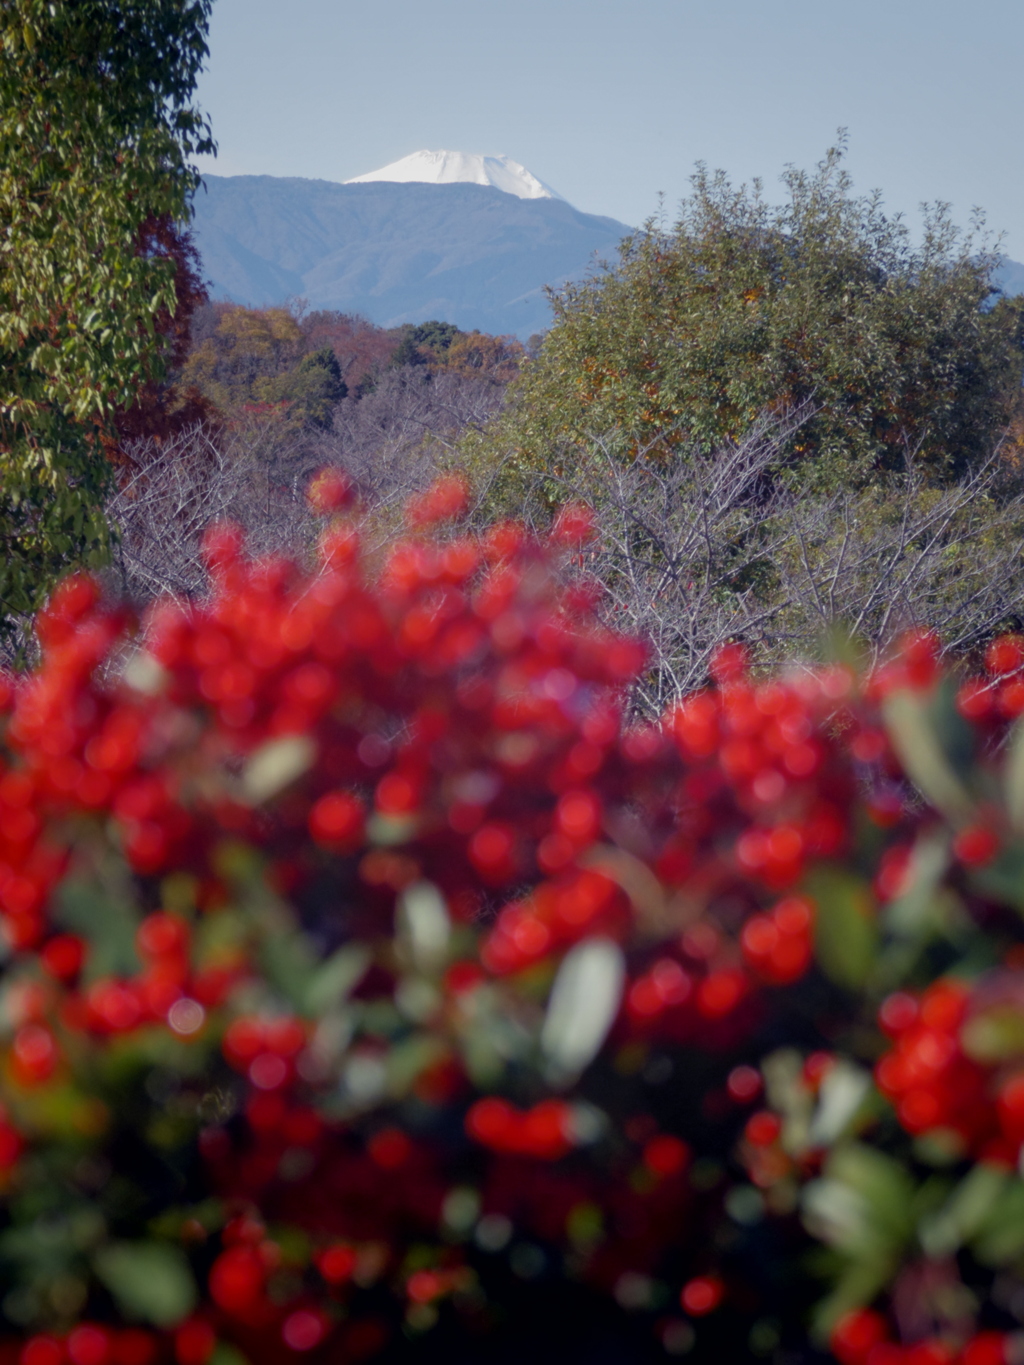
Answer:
3 0 1024 702
95 147 1024 716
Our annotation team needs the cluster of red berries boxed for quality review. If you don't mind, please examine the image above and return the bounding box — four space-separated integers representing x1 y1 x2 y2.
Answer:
956 634 1024 724
480 868 628 973
464 1097 578 1160
831 1307 1011 1365
19 1321 214 1365
875 977 1024 1164
669 648 850 891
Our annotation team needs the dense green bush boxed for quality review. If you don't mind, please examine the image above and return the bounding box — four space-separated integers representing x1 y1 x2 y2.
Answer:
463 145 1024 503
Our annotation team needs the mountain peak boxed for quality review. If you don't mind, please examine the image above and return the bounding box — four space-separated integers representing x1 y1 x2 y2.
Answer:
344 150 566 202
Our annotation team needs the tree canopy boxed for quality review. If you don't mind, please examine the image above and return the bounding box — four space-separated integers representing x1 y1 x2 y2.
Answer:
464 146 1024 497
0 0 214 619
292 347 347 429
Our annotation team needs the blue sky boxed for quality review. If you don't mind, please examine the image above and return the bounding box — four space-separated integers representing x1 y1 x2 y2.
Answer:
195 0 1024 258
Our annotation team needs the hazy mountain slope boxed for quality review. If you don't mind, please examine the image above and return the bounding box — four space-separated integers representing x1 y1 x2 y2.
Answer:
191 175 630 337
995 257 1024 297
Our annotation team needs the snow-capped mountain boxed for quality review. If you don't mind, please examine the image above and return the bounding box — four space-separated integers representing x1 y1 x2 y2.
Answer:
344 150 565 203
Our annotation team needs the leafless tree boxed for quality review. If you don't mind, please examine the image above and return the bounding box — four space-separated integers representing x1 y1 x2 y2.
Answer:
101 394 1024 722
772 454 1024 658
518 416 1024 717
105 424 319 606
103 367 505 606
309 366 507 520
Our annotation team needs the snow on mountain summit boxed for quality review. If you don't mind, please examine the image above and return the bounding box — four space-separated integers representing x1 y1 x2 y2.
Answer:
344 150 566 202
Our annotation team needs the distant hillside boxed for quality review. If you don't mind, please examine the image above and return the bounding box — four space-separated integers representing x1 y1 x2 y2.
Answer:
995 257 1024 297
190 176 631 339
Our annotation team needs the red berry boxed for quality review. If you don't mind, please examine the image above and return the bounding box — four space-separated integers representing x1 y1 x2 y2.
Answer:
952 826 1000 867
282 1310 327 1353
997 1072 1024 1144
466 1097 517 1149
111 1333 156 1365
307 467 353 513
985 635 1024 676
879 992 918 1037
40 933 85 980
696 969 746 1019
745 1111 782 1147
710 643 748 683
727 1065 763 1103
317 1244 357 1284
309 790 365 849
680 1275 724 1315
367 1127 412 1169
962 1334 1007 1365
956 680 993 720
208 1246 265 1315
830 1309 889 1365
136 911 189 959
643 1134 690 1177
174 1321 216 1365
11 1024 58 1085
21 1338 64 1365
66 1328 110 1365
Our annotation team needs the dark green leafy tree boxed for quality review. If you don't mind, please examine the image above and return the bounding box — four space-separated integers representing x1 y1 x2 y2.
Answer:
0 0 214 620
391 320 462 369
290 346 347 429
464 144 1024 499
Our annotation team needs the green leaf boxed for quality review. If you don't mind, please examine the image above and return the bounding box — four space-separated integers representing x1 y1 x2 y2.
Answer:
970 1179 1024 1264
209 1346 250 1365
1005 717 1024 832
881 689 974 821
883 830 950 938
240 736 316 805
962 1006 1024 1063
805 867 877 991
918 1163 1009 1258
811 1258 899 1342
971 841 1024 915
56 876 141 980
93 1241 196 1327
397 881 451 973
304 944 371 1016
827 1145 917 1241
258 928 319 1009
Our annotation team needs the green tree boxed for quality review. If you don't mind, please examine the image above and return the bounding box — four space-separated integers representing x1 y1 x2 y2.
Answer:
464 144 1024 500
290 346 347 429
391 319 462 369
0 0 214 619
181 315 350 430
181 306 303 415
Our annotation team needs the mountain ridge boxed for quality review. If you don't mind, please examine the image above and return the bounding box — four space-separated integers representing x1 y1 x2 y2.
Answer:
189 173 1024 340
190 174 630 338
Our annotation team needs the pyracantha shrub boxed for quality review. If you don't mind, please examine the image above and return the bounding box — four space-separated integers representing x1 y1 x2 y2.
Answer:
6 480 1024 1363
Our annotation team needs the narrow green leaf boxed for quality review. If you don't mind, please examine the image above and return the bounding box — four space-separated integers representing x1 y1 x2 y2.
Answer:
805 867 877 990
93 1242 196 1327
1005 717 1024 832
304 944 371 1016
881 689 974 821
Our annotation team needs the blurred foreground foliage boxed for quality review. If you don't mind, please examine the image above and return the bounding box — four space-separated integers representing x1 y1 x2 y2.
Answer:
2 487 1024 1365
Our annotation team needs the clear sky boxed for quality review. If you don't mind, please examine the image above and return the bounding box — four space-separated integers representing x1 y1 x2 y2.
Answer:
194 0 1024 258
